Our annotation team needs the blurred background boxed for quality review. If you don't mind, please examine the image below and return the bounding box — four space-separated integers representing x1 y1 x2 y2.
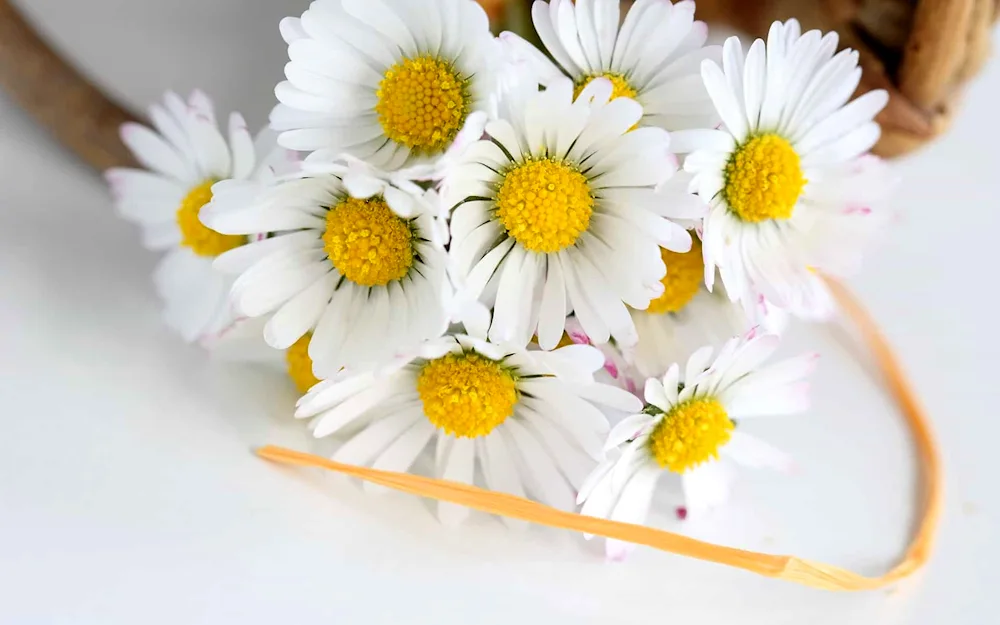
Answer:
0 1 997 624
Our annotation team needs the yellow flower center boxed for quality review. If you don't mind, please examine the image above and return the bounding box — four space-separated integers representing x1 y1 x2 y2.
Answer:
176 180 245 257
723 134 806 223
645 238 704 315
417 352 519 439
573 72 638 101
375 54 469 155
286 333 320 394
648 398 734 473
323 196 414 287
496 158 594 253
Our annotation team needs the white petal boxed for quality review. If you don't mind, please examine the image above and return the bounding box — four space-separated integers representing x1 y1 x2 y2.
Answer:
365 419 437 494
720 431 793 471
504 419 575 511
332 409 422 464
478 433 528 530
681 460 730 515
437 437 476 526
263 272 336 349
605 464 660 560
537 256 568 350
120 123 193 182
604 413 656 450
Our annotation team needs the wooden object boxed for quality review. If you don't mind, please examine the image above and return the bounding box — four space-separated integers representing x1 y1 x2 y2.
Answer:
0 0 137 170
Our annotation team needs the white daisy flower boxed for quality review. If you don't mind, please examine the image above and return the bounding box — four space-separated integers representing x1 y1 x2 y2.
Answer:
679 20 893 317
625 237 787 379
502 0 719 131
272 0 499 177
445 77 703 351
200 165 450 377
578 331 816 558
295 315 643 526
106 91 291 343
203 317 323 395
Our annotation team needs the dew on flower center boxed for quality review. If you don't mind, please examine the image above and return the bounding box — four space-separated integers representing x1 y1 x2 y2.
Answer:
496 158 594 253
573 72 638 101
176 180 245 257
417 352 519 439
286 333 320 394
375 54 469 155
723 134 806 223
647 397 734 473
323 196 414 287
646 238 704 315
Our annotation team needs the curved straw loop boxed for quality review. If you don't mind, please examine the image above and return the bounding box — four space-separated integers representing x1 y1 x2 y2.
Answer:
257 277 943 592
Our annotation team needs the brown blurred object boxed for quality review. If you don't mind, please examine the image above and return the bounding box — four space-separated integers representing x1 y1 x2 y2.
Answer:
478 0 510 23
0 0 138 170
692 0 1000 157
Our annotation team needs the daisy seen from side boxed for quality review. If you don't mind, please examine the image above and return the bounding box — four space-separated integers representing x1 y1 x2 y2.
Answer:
681 20 893 318
625 236 788 380
295 311 643 525
106 91 290 344
445 77 702 351
273 0 499 177
502 0 719 131
578 331 816 558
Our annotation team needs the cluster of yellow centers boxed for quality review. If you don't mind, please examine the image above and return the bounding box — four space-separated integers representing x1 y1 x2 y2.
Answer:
417 352 519 439
646 238 704 315
647 398 734 473
375 54 469 155
323 196 414 287
573 72 638 101
496 158 595 253
286 333 320 394
176 180 245 257
723 134 806 223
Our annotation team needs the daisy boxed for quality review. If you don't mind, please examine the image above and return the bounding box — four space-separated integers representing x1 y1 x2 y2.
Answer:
444 77 702 351
578 331 816 557
502 0 719 131
625 237 787 379
200 163 451 378
272 0 499 177
294 312 643 526
680 20 893 317
202 316 323 395
106 91 290 343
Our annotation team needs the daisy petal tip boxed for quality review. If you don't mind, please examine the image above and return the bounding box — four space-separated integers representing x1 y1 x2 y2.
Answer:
605 545 630 563
603 361 619 379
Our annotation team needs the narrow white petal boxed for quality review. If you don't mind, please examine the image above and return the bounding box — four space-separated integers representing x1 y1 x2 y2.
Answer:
438 437 476 526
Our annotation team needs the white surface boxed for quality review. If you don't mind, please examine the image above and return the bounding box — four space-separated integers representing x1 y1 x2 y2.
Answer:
0 2 997 623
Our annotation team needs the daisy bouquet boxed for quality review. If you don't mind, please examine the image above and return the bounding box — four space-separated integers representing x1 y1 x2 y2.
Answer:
104 0 938 589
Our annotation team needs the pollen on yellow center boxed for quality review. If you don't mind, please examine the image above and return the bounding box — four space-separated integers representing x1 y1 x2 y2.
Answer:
176 180 245 257
723 134 806 223
496 158 594 253
323 196 414 287
646 238 704 315
573 72 638 101
417 352 519 439
375 54 469 155
647 398 734 473
286 333 320 394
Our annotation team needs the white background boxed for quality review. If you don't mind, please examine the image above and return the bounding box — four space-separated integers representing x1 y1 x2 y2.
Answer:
0 1 996 623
